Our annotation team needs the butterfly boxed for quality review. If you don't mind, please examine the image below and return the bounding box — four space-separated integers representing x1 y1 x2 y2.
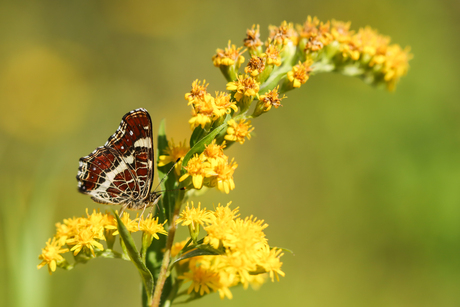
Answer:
76 108 161 212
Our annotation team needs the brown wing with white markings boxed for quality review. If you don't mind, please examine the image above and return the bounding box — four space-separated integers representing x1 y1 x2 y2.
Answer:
76 108 154 207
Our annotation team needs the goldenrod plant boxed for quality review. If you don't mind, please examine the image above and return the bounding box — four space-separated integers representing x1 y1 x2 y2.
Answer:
38 17 411 307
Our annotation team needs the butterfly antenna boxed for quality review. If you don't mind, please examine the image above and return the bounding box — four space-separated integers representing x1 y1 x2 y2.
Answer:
152 158 182 192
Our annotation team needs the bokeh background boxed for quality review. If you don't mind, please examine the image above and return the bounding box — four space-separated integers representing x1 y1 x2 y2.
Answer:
1 0 459 306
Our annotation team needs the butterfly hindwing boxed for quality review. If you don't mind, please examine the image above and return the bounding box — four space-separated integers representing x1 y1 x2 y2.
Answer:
76 108 155 209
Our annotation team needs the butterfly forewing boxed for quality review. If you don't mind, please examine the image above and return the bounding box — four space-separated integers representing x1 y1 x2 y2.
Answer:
77 108 155 209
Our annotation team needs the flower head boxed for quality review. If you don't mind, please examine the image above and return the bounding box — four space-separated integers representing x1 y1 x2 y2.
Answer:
212 158 238 194
212 41 245 68
37 238 69 274
179 262 219 296
331 19 353 43
179 154 213 190
226 75 260 111
110 212 140 235
212 92 238 119
158 139 189 176
268 21 298 46
177 203 285 299
202 140 227 161
244 56 266 77
140 216 168 239
185 79 209 105
244 24 263 52
66 227 105 257
176 202 214 240
257 86 286 112
287 61 312 88
263 44 282 66
225 118 254 144
297 16 320 39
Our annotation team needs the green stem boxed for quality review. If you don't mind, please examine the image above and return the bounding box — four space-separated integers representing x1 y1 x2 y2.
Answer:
162 280 183 307
151 203 182 307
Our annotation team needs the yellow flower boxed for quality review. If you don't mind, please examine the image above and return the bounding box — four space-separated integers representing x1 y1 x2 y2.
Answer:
158 139 189 176
226 74 260 103
110 212 140 235
297 16 320 39
171 239 190 258
179 262 219 296
176 201 213 241
381 45 412 91
85 209 108 239
37 238 69 274
287 61 312 88
258 86 286 111
55 216 82 244
331 19 354 43
305 36 325 53
66 227 104 257
177 203 284 299
202 140 227 161
140 216 168 239
224 118 254 144
179 154 213 189
263 44 282 66
244 55 266 77
185 79 209 105
243 24 263 50
212 40 245 67
212 92 238 119
317 21 333 46
268 21 298 46
204 203 239 249
188 94 215 129
176 202 215 232
212 158 238 194
257 246 285 282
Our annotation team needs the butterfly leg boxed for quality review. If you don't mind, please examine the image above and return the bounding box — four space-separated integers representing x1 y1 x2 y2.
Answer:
138 203 150 229
119 202 130 217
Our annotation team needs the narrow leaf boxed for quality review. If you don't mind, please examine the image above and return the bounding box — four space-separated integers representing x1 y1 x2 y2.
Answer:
114 213 155 305
170 247 222 268
182 122 227 169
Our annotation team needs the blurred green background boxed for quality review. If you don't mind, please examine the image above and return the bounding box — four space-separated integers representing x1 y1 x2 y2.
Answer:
1 0 459 306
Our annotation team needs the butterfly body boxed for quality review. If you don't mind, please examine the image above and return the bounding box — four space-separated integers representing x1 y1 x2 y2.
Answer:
77 108 160 210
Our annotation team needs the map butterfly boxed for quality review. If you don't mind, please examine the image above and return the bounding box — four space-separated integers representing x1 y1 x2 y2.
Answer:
77 108 160 211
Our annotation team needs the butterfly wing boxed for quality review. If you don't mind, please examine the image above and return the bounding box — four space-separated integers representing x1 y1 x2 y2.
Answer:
77 108 154 206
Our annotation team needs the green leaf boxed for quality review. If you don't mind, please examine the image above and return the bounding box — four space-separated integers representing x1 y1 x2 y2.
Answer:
114 212 155 305
156 119 171 222
189 125 206 147
170 247 222 268
182 122 228 169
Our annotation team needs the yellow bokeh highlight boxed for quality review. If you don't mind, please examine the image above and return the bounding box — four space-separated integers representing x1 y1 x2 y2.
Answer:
0 46 88 142
101 0 195 37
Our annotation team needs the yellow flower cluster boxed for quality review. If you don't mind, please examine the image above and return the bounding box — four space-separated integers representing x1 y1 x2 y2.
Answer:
38 210 167 274
175 203 284 299
179 141 237 194
296 17 412 90
185 80 238 130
